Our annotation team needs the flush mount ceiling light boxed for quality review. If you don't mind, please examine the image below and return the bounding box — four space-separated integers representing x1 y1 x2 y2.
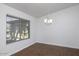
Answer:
44 18 53 24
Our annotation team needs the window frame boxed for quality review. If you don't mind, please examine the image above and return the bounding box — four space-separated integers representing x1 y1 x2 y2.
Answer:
6 14 30 44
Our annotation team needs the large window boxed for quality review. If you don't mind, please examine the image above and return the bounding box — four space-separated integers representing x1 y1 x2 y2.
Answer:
6 15 30 44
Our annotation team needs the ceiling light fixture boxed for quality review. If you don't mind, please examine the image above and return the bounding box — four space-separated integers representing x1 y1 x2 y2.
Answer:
44 18 53 24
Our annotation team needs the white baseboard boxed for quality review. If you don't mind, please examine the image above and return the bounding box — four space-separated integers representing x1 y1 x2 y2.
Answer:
37 41 79 49
7 42 36 56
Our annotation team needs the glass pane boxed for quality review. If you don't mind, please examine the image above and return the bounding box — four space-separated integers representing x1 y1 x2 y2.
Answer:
6 15 20 43
20 20 29 39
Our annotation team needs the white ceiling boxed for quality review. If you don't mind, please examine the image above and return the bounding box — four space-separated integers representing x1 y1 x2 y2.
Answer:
5 3 79 18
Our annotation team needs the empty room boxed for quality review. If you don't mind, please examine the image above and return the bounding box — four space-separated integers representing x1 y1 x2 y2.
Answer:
0 3 79 56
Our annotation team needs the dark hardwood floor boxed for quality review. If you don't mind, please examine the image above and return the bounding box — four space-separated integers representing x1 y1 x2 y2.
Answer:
12 43 79 56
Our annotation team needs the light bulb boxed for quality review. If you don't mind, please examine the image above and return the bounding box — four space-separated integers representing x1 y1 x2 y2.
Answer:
44 18 48 23
49 19 53 23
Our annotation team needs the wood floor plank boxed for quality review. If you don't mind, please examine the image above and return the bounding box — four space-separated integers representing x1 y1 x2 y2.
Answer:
12 43 79 56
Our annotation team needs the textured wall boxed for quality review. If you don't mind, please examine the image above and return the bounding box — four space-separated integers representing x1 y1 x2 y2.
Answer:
37 5 79 49
0 4 36 56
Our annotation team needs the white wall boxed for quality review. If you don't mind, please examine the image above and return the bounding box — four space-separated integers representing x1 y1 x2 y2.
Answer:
37 5 79 49
0 4 36 56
